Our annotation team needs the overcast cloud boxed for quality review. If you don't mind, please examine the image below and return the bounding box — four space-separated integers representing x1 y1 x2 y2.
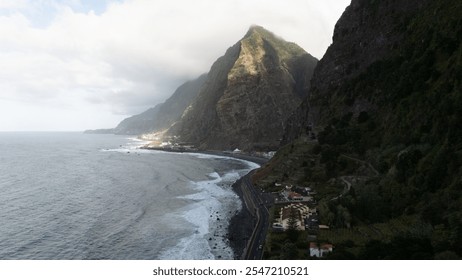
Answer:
0 0 350 131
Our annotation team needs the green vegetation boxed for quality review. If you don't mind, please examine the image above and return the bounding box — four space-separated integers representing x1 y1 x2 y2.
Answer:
245 25 308 60
256 0 462 259
263 229 313 260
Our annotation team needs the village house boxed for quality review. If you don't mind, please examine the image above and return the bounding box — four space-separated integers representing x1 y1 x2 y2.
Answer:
304 211 319 230
288 191 303 201
309 242 334 258
280 186 313 202
293 186 312 196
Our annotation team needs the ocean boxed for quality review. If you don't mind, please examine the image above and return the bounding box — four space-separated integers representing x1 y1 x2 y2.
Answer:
0 132 258 260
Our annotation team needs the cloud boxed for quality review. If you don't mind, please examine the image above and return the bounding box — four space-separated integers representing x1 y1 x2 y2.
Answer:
0 0 27 10
0 0 350 131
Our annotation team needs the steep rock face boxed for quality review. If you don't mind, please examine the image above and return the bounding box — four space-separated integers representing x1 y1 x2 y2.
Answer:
257 0 462 259
284 0 431 142
170 26 318 151
285 0 461 148
112 74 207 135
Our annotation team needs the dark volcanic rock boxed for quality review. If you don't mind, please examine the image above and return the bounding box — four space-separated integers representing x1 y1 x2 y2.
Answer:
228 177 255 259
283 0 432 143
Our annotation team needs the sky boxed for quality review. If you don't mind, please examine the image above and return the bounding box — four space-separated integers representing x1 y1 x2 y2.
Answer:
0 0 351 131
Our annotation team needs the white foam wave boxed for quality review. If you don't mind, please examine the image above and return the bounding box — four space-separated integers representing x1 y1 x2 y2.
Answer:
98 146 259 259
159 171 243 260
100 137 151 153
126 137 147 142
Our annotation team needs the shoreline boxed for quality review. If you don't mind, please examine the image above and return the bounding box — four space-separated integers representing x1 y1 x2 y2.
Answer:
228 174 256 259
139 146 269 165
140 146 267 259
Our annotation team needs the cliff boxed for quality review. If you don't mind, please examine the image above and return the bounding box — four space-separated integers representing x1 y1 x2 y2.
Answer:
256 0 462 259
169 26 318 151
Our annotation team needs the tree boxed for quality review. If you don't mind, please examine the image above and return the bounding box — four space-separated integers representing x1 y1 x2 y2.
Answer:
280 241 298 259
287 206 300 242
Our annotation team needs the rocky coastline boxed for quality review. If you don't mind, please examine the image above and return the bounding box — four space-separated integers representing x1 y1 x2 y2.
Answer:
140 145 266 259
227 176 255 259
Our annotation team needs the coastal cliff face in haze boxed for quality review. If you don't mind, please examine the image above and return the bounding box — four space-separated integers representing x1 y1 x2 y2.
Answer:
283 0 433 142
256 0 462 259
169 26 318 151
111 74 207 135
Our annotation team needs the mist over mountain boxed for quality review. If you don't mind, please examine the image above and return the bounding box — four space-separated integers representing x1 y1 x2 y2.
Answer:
169 26 318 151
88 26 317 148
85 74 207 135
112 74 207 135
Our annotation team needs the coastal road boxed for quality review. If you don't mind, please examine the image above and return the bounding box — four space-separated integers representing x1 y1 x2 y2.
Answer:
241 171 272 260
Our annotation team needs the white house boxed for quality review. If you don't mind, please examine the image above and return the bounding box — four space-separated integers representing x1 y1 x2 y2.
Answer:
309 242 333 258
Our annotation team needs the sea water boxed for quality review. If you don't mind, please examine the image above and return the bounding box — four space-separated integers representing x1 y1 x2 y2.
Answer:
0 132 258 259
